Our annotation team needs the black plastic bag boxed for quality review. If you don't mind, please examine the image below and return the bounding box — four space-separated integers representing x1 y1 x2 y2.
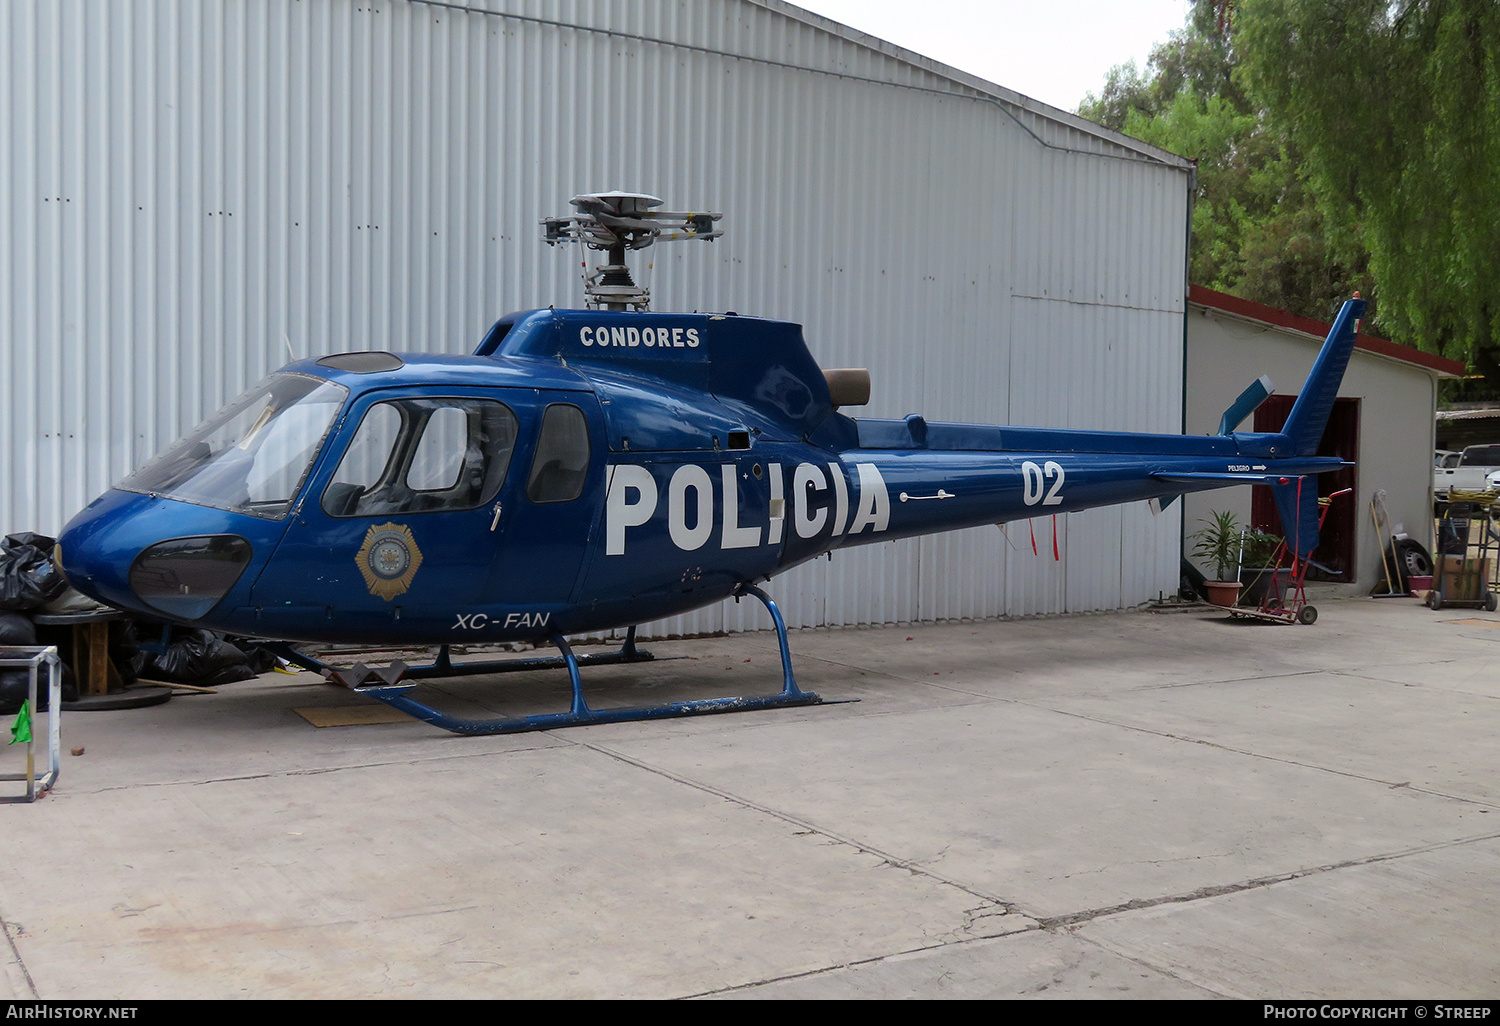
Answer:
225 637 279 675
0 533 66 612
0 662 77 714
148 629 255 686
0 612 38 647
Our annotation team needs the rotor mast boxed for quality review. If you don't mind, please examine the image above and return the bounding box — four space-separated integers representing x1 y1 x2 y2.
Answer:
542 191 722 311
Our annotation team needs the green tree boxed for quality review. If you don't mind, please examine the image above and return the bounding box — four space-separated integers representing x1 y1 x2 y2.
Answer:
1236 0 1500 372
1079 0 1373 322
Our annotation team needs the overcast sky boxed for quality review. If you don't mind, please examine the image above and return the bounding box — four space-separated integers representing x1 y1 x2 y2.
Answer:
788 0 1192 113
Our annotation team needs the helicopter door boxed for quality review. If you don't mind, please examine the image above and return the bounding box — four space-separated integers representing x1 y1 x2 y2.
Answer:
487 398 604 606
248 391 524 636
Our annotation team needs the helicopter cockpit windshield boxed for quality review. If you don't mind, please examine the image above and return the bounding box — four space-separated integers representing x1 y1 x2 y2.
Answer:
118 373 348 519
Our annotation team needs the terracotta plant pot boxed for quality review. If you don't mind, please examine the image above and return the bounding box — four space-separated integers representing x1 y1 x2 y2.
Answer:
1204 580 1242 607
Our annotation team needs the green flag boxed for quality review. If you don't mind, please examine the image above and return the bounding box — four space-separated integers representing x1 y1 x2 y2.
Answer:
8 700 30 745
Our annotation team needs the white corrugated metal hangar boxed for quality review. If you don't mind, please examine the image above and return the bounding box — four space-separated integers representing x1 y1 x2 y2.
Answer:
0 0 1195 635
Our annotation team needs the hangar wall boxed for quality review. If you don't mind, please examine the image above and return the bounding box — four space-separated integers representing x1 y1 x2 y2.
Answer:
0 0 1194 635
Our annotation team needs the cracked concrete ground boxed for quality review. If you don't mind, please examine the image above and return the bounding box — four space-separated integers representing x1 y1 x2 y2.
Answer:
2 596 1498 998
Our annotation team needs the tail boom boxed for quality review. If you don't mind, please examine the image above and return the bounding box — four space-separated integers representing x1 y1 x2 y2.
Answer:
830 449 1348 549
831 297 1364 556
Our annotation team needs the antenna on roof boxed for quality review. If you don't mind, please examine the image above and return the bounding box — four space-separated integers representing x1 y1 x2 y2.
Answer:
542 191 722 311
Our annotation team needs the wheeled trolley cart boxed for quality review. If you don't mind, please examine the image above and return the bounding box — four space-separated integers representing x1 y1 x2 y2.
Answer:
1428 490 1498 611
1231 487 1353 625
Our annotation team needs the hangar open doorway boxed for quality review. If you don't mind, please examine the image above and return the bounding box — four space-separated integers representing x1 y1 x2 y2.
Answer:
1250 396 1360 582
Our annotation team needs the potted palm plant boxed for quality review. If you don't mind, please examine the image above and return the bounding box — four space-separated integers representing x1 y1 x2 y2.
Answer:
1190 510 1243 607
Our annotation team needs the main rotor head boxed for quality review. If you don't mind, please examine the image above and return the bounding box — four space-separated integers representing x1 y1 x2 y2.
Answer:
542 191 722 310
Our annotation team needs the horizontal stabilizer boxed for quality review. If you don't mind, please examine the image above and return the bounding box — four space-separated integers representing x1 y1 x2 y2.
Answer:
1153 472 1302 487
1218 375 1274 436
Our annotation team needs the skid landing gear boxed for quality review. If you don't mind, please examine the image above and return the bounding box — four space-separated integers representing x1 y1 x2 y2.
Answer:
273 589 835 736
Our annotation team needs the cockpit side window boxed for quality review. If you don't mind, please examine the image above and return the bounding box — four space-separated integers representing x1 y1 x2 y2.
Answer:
407 405 468 492
526 404 591 503
330 402 402 492
323 398 518 517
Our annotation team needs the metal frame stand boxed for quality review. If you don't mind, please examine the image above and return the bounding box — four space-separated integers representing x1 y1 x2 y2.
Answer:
273 589 835 736
1 646 63 802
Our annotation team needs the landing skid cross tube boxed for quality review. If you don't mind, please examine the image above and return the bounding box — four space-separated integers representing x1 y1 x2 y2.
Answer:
275 593 837 736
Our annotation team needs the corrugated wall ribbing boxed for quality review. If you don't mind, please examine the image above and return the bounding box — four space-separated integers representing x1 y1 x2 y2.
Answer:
0 0 1189 634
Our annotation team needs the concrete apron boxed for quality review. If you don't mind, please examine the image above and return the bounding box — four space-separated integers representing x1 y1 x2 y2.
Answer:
2 596 1497 998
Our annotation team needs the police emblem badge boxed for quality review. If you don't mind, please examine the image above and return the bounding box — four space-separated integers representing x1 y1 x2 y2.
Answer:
356 523 423 600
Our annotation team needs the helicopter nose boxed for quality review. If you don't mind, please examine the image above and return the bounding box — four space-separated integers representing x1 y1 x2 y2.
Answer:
55 507 123 606
57 501 254 620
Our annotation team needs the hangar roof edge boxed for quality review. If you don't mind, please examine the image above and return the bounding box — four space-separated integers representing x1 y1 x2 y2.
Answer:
753 0 1196 172
1189 284 1466 379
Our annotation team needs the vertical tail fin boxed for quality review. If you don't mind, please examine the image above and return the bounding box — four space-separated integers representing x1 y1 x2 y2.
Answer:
1281 297 1366 456
1272 477 1321 561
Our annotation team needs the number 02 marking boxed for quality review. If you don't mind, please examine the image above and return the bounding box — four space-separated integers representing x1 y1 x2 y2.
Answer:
1022 460 1065 507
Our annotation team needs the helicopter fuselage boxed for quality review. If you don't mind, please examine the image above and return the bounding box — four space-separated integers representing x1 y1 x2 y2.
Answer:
56 305 1356 644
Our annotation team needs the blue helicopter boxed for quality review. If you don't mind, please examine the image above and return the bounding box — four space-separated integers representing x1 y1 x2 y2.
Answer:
56 192 1362 735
